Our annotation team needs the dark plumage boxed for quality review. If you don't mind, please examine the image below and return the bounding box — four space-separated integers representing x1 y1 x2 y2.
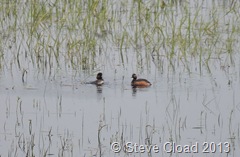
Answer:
131 74 151 87
91 72 104 86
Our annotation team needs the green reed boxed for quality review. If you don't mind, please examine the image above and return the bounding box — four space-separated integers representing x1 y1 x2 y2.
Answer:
0 0 239 74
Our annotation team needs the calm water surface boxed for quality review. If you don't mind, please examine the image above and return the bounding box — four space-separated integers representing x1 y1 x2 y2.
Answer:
0 56 239 157
0 0 240 157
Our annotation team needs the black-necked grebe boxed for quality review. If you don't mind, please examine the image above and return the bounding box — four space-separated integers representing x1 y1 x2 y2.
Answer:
91 72 104 86
131 74 151 87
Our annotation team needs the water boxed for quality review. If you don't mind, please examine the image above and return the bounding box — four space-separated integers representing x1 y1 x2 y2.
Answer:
1 56 239 156
0 0 240 157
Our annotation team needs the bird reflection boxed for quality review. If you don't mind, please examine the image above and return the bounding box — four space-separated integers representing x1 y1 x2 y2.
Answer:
96 85 103 101
131 85 152 97
96 85 103 94
132 87 137 96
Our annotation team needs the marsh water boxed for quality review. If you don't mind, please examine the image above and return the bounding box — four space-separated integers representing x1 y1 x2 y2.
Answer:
0 0 240 157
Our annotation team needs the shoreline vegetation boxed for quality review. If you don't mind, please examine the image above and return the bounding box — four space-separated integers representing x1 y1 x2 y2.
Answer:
0 1 240 157
0 0 239 76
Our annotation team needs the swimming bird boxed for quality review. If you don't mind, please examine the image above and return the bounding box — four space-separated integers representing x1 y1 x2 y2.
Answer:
90 72 104 86
131 74 151 87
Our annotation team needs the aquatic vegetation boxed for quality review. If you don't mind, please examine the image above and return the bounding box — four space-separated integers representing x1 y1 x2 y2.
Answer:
0 1 240 157
0 0 239 75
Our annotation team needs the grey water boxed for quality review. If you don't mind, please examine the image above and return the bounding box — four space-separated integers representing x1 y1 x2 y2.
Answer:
0 0 240 157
